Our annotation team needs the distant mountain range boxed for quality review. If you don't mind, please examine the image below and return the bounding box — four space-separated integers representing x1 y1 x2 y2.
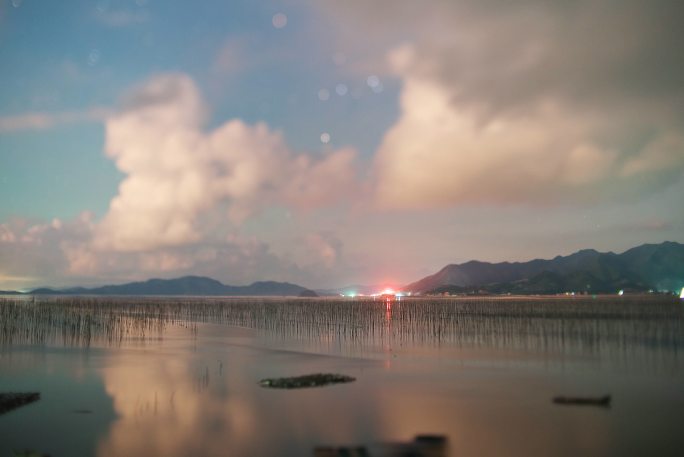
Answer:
405 241 684 295
10 276 314 297
1 242 681 297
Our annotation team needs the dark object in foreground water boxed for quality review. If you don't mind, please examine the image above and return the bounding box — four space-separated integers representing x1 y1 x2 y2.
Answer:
0 392 41 415
259 373 355 389
12 450 51 457
553 395 611 407
314 446 369 457
314 435 447 457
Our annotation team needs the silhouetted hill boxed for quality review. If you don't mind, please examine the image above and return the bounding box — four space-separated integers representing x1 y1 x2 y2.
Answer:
406 241 684 294
619 241 684 291
26 276 309 296
235 281 310 296
298 289 319 297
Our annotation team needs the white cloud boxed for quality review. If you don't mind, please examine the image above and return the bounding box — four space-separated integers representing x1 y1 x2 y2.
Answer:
0 73 360 289
0 215 93 287
0 215 317 289
307 1 684 208
373 54 684 208
95 73 358 251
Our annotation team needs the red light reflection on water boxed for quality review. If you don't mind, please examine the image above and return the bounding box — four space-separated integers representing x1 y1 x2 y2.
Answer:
384 297 394 369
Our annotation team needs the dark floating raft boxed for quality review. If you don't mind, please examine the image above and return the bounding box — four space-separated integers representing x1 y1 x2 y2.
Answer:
259 373 355 389
553 395 611 407
0 392 41 415
314 434 448 457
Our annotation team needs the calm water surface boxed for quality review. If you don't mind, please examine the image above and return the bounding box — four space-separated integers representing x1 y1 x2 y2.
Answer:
1 296 683 456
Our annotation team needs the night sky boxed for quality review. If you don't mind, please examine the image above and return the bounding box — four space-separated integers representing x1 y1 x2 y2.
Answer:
1 0 683 290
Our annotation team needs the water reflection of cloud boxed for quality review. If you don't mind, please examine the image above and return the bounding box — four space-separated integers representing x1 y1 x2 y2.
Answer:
95 326 385 456
97 345 258 456
94 333 624 457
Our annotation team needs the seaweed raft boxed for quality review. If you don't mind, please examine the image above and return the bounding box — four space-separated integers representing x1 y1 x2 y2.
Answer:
258 373 355 389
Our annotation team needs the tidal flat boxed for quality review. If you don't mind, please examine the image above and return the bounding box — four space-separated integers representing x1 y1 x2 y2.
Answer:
1 295 683 456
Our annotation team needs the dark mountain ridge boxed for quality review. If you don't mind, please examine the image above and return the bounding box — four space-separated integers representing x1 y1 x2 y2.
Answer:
19 275 311 297
405 241 684 294
3 242 681 297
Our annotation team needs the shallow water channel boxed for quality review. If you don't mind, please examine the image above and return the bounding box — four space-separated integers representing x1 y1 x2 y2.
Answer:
1 296 683 456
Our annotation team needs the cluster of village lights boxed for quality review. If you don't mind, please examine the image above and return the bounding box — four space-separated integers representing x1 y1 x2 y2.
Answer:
339 288 684 299
340 288 410 299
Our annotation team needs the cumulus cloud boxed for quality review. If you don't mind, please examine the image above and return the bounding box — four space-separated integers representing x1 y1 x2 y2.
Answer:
1 73 359 288
96 73 357 251
316 0 684 208
0 214 94 288
0 215 315 289
373 60 684 208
